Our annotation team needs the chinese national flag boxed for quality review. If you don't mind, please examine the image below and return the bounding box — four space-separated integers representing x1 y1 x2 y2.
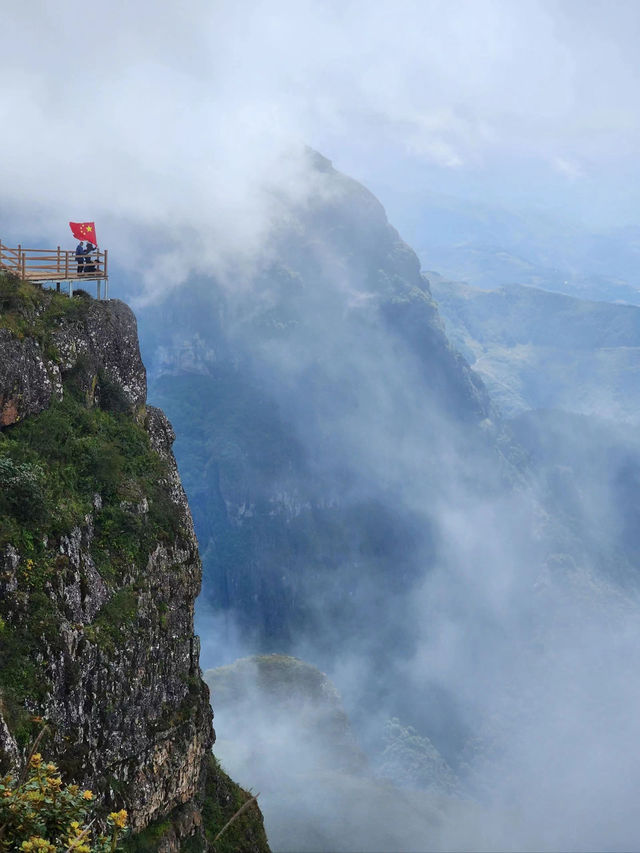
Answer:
69 221 98 245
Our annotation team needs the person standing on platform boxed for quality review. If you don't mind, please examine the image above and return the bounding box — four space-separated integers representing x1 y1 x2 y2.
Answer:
84 243 96 274
75 241 85 274
69 223 98 274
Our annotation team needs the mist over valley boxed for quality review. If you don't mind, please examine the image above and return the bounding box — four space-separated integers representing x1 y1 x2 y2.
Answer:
139 153 640 851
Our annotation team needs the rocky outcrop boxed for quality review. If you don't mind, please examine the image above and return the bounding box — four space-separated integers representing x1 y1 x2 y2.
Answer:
38 511 210 834
0 280 268 851
0 329 61 426
0 295 145 427
51 299 147 411
202 655 456 853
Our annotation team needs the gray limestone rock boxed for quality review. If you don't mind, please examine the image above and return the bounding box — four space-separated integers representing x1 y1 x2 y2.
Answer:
0 710 19 774
51 299 147 412
0 297 145 428
0 329 61 426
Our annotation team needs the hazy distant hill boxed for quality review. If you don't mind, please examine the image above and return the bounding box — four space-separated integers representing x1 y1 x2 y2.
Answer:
431 276 640 421
403 193 640 304
203 655 462 853
508 409 640 586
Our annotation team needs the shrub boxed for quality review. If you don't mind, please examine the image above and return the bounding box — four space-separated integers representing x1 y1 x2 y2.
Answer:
97 370 131 415
0 457 46 522
0 750 128 852
0 274 21 312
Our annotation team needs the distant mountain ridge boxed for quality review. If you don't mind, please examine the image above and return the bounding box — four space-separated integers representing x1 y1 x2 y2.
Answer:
399 192 640 304
430 276 640 421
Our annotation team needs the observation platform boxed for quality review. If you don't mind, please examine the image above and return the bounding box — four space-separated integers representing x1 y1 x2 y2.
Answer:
0 241 109 299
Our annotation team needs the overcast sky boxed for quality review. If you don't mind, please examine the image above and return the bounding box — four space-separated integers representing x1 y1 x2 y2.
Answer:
2 0 639 276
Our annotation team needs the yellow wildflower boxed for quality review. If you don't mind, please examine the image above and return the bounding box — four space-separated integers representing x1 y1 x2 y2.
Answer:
46 776 62 789
21 840 55 852
29 753 42 767
108 809 128 829
81 789 93 800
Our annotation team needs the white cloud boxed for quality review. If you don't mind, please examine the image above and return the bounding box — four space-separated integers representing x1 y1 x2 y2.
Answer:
1 0 639 289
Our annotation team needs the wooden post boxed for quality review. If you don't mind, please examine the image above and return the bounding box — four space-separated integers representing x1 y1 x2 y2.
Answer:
57 246 61 276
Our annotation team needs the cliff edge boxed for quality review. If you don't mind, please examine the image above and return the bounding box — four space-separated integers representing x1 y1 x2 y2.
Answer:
0 274 268 852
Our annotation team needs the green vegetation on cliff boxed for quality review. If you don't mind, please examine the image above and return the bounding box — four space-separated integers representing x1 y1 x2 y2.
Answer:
0 380 182 746
0 272 92 353
0 389 175 555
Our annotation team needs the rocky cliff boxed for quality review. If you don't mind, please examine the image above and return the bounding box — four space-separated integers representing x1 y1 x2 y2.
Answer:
0 274 268 852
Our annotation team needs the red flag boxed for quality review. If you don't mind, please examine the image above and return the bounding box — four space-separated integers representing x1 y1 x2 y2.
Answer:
69 221 98 245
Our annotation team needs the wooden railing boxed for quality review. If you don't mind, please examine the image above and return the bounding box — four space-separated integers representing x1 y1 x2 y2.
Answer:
0 242 108 283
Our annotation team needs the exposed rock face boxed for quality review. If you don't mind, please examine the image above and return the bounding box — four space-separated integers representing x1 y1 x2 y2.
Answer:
0 329 61 426
0 298 145 427
51 299 147 412
38 502 210 835
0 282 268 851
0 710 19 774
